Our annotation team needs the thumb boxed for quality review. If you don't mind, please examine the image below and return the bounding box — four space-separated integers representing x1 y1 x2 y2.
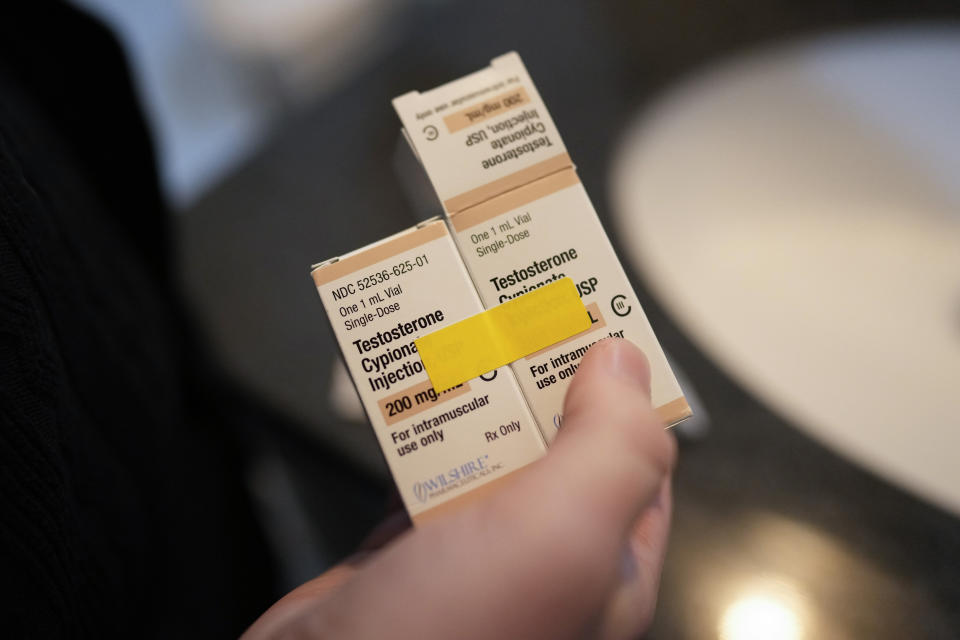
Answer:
538 338 675 543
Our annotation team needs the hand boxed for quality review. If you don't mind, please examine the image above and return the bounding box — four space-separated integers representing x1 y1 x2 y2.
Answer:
244 338 676 639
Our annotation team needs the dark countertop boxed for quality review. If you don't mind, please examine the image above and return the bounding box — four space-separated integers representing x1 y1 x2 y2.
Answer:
178 1 960 637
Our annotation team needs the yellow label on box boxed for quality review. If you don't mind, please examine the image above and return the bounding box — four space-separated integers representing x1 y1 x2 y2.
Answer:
416 278 591 392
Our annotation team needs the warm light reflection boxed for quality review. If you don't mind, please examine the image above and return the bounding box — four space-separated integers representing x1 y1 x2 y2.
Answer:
719 594 802 640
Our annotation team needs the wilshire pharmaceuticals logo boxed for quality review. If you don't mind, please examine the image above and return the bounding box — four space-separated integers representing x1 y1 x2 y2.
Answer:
413 454 492 503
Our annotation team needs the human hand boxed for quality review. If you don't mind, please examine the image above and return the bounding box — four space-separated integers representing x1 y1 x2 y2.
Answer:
244 338 676 639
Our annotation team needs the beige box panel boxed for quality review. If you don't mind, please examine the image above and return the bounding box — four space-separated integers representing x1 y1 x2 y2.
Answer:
312 220 545 518
393 52 569 213
449 174 689 441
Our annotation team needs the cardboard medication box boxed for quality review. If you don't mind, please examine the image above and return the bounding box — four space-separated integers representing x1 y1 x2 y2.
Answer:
393 52 691 443
311 218 546 522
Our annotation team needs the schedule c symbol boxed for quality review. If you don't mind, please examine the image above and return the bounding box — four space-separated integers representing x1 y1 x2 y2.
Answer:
611 294 631 317
423 125 439 141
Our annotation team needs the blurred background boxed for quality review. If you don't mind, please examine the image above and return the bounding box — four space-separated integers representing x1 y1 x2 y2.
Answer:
71 0 959 638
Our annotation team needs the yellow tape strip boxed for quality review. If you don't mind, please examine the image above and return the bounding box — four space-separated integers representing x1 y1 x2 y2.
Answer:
415 278 591 392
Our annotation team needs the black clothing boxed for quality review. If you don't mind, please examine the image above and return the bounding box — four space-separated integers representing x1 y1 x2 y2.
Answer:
0 4 274 637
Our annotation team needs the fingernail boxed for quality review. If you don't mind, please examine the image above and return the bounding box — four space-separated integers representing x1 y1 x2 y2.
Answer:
599 339 650 395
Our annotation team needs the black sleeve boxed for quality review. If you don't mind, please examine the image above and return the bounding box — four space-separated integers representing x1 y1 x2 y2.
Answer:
0 6 277 636
0 218 89 637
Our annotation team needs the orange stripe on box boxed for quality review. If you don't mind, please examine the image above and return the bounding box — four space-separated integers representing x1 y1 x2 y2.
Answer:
656 397 692 428
311 220 447 287
377 380 472 426
443 87 531 133
451 168 580 232
442 153 572 214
